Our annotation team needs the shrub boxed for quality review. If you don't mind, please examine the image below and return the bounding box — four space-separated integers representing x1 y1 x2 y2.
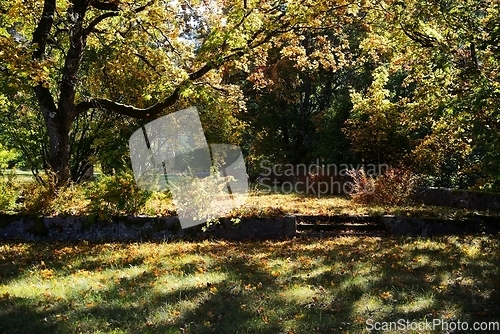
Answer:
19 171 169 218
0 144 19 169
141 190 174 216
168 168 236 222
50 183 90 215
348 168 419 206
18 173 58 215
0 170 19 212
86 171 152 219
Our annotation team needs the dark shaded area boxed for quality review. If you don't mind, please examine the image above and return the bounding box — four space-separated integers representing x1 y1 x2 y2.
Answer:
0 215 297 242
2 213 500 243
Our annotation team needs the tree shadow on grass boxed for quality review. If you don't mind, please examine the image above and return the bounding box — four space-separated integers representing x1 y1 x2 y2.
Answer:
369 236 500 330
0 296 60 334
0 235 499 333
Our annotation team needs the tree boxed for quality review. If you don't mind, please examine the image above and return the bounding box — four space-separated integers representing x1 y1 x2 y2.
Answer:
344 66 411 165
346 0 500 189
233 7 368 171
3 0 342 183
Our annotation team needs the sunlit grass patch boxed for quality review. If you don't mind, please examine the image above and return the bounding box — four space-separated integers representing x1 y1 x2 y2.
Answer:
234 192 499 218
1 235 499 333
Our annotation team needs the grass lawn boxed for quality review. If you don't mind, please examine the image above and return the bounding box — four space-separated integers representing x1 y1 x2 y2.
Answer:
234 192 500 219
1 170 34 184
3 169 500 220
1 235 499 333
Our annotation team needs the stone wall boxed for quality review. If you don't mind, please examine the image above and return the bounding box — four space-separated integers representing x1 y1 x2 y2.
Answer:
381 215 500 236
414 187 500 211
0 213 498 241
0 214 297 242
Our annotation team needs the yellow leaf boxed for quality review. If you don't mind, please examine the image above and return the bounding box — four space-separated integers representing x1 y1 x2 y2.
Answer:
40 269 54 279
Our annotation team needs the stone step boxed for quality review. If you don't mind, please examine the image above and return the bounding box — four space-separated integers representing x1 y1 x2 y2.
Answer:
294 214 380 224
297 222 384 231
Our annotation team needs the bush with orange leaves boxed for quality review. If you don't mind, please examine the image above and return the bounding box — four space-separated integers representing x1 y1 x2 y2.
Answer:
347 168 419 206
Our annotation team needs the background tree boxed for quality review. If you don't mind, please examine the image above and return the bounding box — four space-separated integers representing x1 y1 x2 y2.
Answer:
234 7 370 175
340 0 500 189
343 66 411 166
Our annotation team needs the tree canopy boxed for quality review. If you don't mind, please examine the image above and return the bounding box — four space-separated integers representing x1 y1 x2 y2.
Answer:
1 0 499 190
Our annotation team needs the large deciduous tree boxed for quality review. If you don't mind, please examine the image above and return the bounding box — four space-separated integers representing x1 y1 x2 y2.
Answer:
1 0 350 183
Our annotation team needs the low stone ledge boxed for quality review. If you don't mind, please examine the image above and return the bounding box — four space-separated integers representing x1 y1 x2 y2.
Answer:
1 213 499 241
381 215 500 236
414 187 500 211
0 215 297 242
295 214 379 223
207 216 296 240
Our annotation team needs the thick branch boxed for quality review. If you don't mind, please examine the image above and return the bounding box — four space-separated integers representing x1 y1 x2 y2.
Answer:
34 86 58 114
133 1 155 13
84 12 118 35
400 24 437 48
75 47 248 119
32 0 56 59
90 0 119 11
32 0 58 122
58 0 90 119
85 0 154 36
470 42 479 72
75 4 283 119
76 88 181 119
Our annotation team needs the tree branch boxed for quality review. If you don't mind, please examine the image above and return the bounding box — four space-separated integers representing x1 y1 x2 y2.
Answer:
34 86 58 115
75 48 242 119
470 42 479 72
89 0 119 11
75 1 285 120
32 0 56 59
133 1 155 13
400 24 437 48
192 81 230 93
32 0 58 122
84 12 118 35
75 43 251 119
134 53 161 76
76 88 181 119
58 0 91 119
85 0 155 36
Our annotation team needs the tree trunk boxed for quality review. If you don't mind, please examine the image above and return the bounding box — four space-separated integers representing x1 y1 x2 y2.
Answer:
33 81 72 183
44 110 72 183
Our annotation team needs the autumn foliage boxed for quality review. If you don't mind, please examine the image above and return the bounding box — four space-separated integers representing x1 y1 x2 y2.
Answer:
0 0 499 193
348 168 419 206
